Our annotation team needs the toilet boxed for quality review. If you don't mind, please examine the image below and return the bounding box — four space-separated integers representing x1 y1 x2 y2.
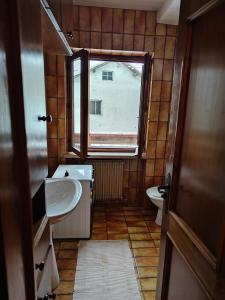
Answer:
146 186 164 225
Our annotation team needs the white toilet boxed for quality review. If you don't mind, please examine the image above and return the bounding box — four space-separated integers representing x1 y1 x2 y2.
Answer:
146 186 164 225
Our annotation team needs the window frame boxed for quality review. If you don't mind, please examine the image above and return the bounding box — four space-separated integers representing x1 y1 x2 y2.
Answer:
67 49 89 159
67 50 152 158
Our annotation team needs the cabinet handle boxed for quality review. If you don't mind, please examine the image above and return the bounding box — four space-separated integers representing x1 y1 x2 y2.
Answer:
38 115 52 123
35 261 45 271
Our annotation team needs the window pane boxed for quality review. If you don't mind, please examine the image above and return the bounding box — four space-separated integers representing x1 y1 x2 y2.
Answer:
90 101 95 114
96 101 101 114
89 60 143 150
73 58 81 151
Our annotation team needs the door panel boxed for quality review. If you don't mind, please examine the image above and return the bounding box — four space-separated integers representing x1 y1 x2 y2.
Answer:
167 247 208 300
19 0 48 197
0 0 36 298
157 1 225 299
176 4 225 256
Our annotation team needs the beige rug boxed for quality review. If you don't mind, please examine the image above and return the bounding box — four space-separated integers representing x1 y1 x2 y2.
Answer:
74 240 141 300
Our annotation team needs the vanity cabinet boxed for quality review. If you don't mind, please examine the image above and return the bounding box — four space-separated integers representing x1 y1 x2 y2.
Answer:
34 217 55 300
52 165 94 238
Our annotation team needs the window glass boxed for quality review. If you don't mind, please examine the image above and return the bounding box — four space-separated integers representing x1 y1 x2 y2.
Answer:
73 58 81 151
89 60 144 150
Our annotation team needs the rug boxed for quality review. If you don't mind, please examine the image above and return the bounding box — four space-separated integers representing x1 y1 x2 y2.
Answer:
74 240 141 300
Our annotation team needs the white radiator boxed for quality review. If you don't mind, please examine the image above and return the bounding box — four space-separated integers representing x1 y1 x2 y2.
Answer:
91 160 124 201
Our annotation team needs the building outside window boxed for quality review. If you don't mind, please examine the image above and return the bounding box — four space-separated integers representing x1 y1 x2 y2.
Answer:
90 100 102 115
102 71 113 80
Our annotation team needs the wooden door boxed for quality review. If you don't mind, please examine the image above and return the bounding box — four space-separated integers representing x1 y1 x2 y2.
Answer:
19 0 48 197
157 1 225 299
0 0 36 299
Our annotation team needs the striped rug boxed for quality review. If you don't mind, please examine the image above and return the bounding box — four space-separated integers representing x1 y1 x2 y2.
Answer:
74 240 141 300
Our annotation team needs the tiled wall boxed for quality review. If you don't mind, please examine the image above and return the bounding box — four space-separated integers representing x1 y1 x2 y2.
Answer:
45 5 177 205
45 54 67 173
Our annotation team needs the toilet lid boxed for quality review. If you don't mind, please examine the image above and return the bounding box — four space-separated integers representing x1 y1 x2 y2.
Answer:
146 186 163 199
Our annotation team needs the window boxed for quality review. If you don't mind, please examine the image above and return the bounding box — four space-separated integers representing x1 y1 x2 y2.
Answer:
90 100 102 115
102 71 113 80
69 49 152 158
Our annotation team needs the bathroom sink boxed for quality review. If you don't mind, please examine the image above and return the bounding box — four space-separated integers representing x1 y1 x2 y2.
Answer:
45 178 82 224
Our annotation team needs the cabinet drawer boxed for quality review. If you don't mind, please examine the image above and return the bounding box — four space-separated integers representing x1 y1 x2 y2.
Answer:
37 245 53 299
34 224 50 286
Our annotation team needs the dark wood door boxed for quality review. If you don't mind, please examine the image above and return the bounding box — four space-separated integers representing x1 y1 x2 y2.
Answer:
157 1 225 299
19 0 48 197
0 0 36 298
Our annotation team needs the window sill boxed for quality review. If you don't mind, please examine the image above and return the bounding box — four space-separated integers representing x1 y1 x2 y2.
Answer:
63 152 144 160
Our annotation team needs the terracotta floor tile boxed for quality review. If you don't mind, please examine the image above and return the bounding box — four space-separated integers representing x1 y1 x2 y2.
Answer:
149 227 161 233
92 222 107 229
146 221 158 227
135 257 159 267
57 259 77 270
141 209 156 216
91 233 108 240
56 204 159 299
54 241 60 250
94 206 106 212
125 215 145 221
133 248 159 257
106 215 126 221
107 228 128 234
144 215 156 221
150 233 161 240
107 221 127 227
58 250 77 259
92 227 107 234
93 216 106 222
106 207 124 212
137 267 158 278
59 269 76 281
126 221 147 227
107 233 129 240
154 240 160 247
55 281 74 294
131 241 155 248
60 241 79 250
143 291 156 300
123 206 140 211
129 233 152 241
140 278 157 291
106 211 124 216
124 211 142 216
93 212 106 216
128 227 149 234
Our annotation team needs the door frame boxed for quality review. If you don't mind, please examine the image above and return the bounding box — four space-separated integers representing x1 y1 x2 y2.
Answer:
157 0 225 299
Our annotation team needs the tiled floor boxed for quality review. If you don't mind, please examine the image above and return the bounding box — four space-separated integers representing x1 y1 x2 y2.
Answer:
54 205 161 300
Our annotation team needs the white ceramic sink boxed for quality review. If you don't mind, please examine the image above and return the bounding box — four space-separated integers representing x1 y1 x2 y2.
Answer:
45 178 82 224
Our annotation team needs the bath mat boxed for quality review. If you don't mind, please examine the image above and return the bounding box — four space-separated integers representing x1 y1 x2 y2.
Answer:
74 240 141 300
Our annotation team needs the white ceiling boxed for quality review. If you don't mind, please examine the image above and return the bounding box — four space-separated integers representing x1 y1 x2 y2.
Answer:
157 0 180 25
73 0 180 24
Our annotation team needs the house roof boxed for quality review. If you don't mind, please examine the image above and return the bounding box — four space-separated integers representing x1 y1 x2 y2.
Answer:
74 61 143 77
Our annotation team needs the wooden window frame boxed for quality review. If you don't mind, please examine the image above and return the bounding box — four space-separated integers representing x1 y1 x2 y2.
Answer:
67 50 152 158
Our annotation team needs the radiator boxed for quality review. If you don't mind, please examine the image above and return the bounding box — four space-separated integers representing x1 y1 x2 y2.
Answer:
91 160 124 201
